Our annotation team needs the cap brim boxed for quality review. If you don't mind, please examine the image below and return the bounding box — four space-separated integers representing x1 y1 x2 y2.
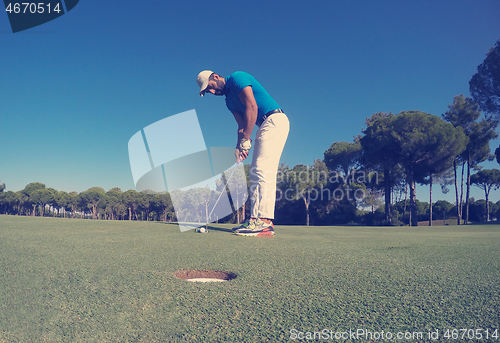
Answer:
198 80 208 97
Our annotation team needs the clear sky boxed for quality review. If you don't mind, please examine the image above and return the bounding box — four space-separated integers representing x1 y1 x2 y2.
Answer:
1 0 499 203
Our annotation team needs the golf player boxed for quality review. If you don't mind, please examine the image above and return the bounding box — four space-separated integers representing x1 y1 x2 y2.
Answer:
197 71 289 237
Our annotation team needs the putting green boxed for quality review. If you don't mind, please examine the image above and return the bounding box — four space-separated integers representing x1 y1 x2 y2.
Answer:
0 215 498 342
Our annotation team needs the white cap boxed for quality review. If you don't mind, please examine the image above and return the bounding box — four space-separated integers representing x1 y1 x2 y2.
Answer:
197 70 213 97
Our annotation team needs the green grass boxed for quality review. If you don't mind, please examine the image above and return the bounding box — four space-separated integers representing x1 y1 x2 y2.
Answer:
0 215 499 342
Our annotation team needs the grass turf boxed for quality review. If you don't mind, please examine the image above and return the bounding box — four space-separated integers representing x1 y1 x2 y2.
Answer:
0 215 499 342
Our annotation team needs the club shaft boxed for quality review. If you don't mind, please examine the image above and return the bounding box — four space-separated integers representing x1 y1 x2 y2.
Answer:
208 163 239 221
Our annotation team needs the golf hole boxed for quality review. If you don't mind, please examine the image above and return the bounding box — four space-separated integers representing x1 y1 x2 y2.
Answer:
175 269 237 283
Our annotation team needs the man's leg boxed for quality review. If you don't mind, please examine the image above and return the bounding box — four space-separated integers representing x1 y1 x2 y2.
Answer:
250 113 289 221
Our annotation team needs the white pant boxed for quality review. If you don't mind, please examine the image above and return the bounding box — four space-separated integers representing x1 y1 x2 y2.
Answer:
249 112 289 219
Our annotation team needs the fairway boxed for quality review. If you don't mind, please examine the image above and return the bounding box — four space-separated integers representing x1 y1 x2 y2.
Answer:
0 215 499 342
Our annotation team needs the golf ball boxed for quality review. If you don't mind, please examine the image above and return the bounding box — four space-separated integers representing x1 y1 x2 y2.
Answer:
199 227 207 233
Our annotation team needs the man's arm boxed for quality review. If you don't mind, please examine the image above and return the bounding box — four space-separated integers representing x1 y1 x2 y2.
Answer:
232 86 258 162
232 110 245 132
238 86 258 139
232 111 246 162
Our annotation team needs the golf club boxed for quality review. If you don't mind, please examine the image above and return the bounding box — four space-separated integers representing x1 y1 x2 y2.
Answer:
203 162 241 231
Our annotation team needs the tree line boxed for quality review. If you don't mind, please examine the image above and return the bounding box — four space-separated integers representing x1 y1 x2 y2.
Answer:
276 106 498 227
0 169 498 226
0 184 175 221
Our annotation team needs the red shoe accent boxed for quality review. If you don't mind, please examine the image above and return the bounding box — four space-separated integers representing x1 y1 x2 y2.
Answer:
256 228 275 237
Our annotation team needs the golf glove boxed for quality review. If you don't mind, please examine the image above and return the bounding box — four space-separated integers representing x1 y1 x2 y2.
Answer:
239 138 252 152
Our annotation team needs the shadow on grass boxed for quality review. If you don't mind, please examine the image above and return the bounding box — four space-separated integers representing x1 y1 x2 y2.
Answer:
155 221 233 233
205 224 232 233
467 221 500 226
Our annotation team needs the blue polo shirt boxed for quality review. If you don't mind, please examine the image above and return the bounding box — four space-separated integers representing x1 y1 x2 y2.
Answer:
224 72 280 124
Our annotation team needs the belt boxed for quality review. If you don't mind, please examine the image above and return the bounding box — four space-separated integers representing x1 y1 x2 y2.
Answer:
257 108 284 126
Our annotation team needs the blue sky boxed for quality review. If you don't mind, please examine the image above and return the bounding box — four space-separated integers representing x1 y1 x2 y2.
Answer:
1 0 499 203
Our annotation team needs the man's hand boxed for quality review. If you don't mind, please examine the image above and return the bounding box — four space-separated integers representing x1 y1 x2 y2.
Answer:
239 138 252 151
235 148 249 162
235 131 251 162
